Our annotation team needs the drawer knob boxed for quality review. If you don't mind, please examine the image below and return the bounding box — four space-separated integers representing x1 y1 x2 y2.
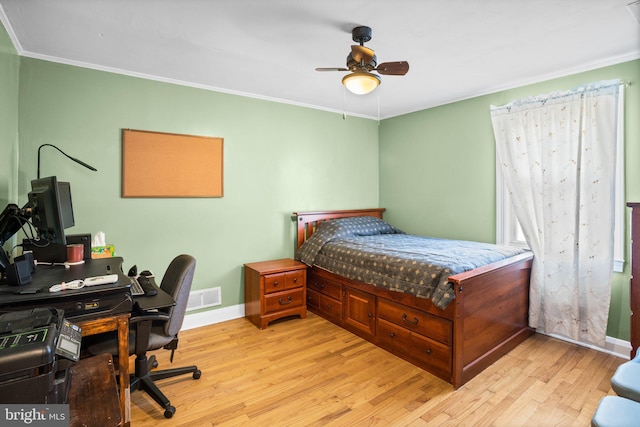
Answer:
425 349 432 355
389 332 396 338
279 296 293 305
368 313 373 318
274 281 279 286
402 313 419 325
293 277 297 283
314 282 325 289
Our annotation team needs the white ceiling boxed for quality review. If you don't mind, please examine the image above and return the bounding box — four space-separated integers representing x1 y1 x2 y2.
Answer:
1 0 639 119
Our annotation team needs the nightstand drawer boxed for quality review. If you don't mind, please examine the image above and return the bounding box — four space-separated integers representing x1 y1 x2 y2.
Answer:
264 288 305 314
264 270 305 294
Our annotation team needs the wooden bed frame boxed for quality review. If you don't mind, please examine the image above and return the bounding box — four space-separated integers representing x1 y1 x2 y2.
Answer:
294 208 534 388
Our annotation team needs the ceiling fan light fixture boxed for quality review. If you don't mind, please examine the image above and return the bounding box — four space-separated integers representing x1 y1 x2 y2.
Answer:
342 72 381 95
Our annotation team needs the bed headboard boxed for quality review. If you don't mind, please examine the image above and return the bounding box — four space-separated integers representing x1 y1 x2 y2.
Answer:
293 208 386 249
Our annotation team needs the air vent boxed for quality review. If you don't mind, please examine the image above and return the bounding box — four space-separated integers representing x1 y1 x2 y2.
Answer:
187 287 221 311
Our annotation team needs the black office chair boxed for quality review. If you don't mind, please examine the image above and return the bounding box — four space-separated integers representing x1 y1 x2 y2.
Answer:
87 254 201 418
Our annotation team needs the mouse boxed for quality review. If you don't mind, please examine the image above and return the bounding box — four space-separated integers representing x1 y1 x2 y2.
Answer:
127 265 137 277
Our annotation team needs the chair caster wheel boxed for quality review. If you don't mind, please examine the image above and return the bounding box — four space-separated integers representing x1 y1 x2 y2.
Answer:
193 369 201 380
164 406 176 418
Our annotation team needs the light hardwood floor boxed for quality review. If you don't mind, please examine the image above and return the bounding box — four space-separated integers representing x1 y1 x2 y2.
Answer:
130 312 623 426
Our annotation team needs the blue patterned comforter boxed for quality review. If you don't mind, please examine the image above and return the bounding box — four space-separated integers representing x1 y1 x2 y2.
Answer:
296 216 527 309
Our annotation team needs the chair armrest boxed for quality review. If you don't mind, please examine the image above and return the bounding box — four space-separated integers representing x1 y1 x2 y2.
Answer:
129 311 170 324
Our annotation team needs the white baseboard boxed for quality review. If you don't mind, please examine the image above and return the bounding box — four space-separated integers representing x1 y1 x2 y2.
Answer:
181 304 245 331
603 335 632 359
181 305 632 360
542 331 631 360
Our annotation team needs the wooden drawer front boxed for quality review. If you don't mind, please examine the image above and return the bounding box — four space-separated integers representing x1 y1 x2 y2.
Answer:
318 294 342 322
377 319 452 380
264 272 286 294
308 276 341 300
378 298 452 346
264 270 304 294
409 332 452 380
285 270 305 290
307 289 320 309
377 318 412 354
264 288 304 314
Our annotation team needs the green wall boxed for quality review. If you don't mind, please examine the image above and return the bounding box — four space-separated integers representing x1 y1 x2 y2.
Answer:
15 58 379 309
379 59 640 340
0 22 18 207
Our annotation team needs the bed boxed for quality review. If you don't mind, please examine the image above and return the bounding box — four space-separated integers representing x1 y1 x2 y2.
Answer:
293 208 534 388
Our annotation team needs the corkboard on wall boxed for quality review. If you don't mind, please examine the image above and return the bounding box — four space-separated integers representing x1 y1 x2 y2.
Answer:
122 129 223 198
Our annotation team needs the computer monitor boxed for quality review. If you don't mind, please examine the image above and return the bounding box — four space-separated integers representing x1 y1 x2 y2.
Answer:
57 181 75 229
28 176 74 245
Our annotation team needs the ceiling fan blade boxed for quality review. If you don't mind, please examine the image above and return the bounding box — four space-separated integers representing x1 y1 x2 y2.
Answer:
375 61 410 76
351 45 375 64
315 67 349 72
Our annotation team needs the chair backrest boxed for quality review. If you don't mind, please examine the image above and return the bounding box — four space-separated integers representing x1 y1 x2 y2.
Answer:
159 254 196 338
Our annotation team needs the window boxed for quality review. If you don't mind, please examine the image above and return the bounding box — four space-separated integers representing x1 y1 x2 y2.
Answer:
496 84 625 272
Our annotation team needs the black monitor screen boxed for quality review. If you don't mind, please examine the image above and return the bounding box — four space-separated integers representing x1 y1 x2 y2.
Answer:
57 181 75 229
28 176 73 245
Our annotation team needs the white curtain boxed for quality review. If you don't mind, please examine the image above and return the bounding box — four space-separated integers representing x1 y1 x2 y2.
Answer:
490 80 620 347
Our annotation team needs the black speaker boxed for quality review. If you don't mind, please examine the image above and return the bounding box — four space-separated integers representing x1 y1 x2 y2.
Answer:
19 251 36 273
6 258 32 287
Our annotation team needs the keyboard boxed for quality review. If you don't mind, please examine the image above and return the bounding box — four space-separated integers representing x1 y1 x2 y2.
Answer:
130 276 158 297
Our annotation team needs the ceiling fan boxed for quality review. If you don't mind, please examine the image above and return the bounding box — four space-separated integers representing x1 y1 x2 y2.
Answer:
316 26 409 95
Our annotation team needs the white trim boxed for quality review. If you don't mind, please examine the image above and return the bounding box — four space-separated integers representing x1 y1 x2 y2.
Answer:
393 52 640 119
613 85 626 272
20 49 639 121
180 303 244 331
0 6 22 52
540 330 631 360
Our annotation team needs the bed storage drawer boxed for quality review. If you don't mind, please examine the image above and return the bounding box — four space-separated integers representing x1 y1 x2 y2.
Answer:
378 298 452 346
307 289 342 321
377 318 452 380
307 275 342 300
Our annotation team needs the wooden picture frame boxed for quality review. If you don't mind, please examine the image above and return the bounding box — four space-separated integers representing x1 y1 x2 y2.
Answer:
122 129 223 198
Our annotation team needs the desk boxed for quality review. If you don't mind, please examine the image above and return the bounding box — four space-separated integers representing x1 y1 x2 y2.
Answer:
0 258 133 426
0 258 175 425
0 257 133 321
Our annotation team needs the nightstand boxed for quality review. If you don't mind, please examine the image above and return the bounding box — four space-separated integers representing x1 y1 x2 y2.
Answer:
244 258 307 329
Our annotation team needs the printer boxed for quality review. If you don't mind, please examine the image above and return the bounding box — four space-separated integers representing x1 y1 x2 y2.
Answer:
0 307 82 404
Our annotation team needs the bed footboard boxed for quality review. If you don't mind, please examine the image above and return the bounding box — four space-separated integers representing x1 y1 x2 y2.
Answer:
450 252 534 387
